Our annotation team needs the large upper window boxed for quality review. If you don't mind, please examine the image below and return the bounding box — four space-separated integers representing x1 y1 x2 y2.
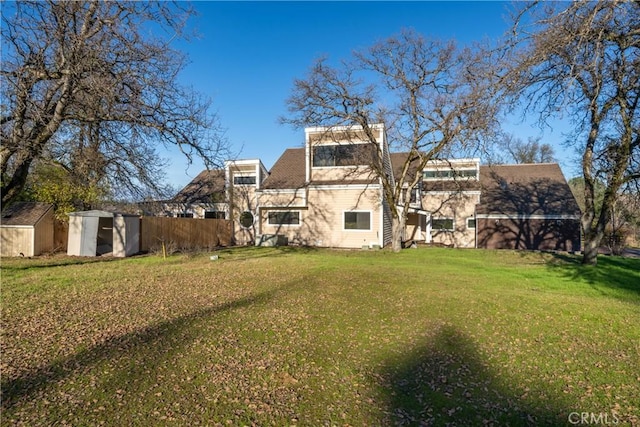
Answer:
423 168 478 180
313 144 375 167
268 211 300 225
233 175 256 185
344 211 371 230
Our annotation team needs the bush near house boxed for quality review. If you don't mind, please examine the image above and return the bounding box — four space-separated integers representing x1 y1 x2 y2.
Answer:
1 248 638 426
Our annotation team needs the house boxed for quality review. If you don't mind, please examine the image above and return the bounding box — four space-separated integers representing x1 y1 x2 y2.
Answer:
257 124 392 248
166 124 581 251
1 202 55 257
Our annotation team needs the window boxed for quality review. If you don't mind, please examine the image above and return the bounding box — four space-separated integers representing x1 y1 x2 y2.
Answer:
233 175 256 185
239 211 254 228
205 211 226 219
467 217 476 229
177 213 194 218
432 217 454 231
423 168 478 180
268 211 300 225
410 187 420 203
344 211 371 230
313 144 375 167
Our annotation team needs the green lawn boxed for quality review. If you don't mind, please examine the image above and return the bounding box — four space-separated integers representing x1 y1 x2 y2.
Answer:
1 247 639 426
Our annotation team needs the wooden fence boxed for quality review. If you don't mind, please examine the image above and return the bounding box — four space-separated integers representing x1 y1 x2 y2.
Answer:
140 217 232 252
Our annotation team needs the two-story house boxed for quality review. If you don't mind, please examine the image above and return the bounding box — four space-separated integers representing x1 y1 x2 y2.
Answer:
257 124 392 248
165 124 581 251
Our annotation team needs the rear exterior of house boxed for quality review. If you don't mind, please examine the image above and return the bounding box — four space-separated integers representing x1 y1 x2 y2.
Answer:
258 124 391 248
165 124 580 251
1 202 55 257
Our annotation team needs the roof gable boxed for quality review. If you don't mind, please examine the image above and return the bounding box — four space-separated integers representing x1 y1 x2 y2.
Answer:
261 148 306 190
477 163 581 216
172 169 226 204
1 202 53 226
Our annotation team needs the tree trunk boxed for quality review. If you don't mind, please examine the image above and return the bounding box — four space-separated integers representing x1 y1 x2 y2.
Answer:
391 214 405 253
582 235 600 266
581 213 606 266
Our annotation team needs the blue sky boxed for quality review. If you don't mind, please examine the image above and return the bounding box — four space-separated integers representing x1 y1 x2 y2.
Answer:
165 1 577 190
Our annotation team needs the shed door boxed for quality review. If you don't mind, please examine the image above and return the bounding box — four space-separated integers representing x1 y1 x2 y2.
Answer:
80 216 99 256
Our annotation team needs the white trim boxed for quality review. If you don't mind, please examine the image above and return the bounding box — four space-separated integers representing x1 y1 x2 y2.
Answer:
342 210 373 231
305 123 385 134
259 188 302 194
225 158 262 166
0 225 35 229
476 214 581 220
466 216 476 229
379 200 384 247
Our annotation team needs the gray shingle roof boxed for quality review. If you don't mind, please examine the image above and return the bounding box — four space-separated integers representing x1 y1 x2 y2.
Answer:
172 169 226 203
261 148 307 190
477 163 581 216
1 202 53 226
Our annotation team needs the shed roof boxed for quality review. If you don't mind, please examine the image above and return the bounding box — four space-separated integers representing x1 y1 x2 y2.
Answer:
68 210 139 218
1 202 53 226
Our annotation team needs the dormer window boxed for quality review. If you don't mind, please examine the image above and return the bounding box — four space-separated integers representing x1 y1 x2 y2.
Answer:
312 144 375 167
233 175 256 185
423 168 478 180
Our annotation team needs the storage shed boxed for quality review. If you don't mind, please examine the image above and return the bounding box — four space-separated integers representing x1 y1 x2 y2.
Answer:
1 202 55 257
67 210 140 257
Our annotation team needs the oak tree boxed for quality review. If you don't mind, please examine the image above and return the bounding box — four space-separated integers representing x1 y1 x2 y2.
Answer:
499 1 639 265
1 1 228 207
285 30 497 252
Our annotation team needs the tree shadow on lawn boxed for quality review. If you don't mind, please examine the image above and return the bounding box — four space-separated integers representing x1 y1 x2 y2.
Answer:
381 325 571 426
546 253 640 299
1 283 287 411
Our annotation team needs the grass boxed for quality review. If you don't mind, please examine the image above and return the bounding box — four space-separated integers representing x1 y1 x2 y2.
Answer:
1 247 639 426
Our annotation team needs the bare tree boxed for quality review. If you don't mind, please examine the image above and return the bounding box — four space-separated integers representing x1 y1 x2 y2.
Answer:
494 134 556 164
284 30 497 252
498 1 639 265
1 1 229 207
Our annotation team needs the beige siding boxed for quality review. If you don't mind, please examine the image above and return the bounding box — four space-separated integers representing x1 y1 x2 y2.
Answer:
259 208 308 244
259 186 383 248
227 166 260 245
1 227 35 257
258 189 306 208
33 208 54 255
310 165 376 182
306 186 382 248
1 208 54 257
423 191 480 248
